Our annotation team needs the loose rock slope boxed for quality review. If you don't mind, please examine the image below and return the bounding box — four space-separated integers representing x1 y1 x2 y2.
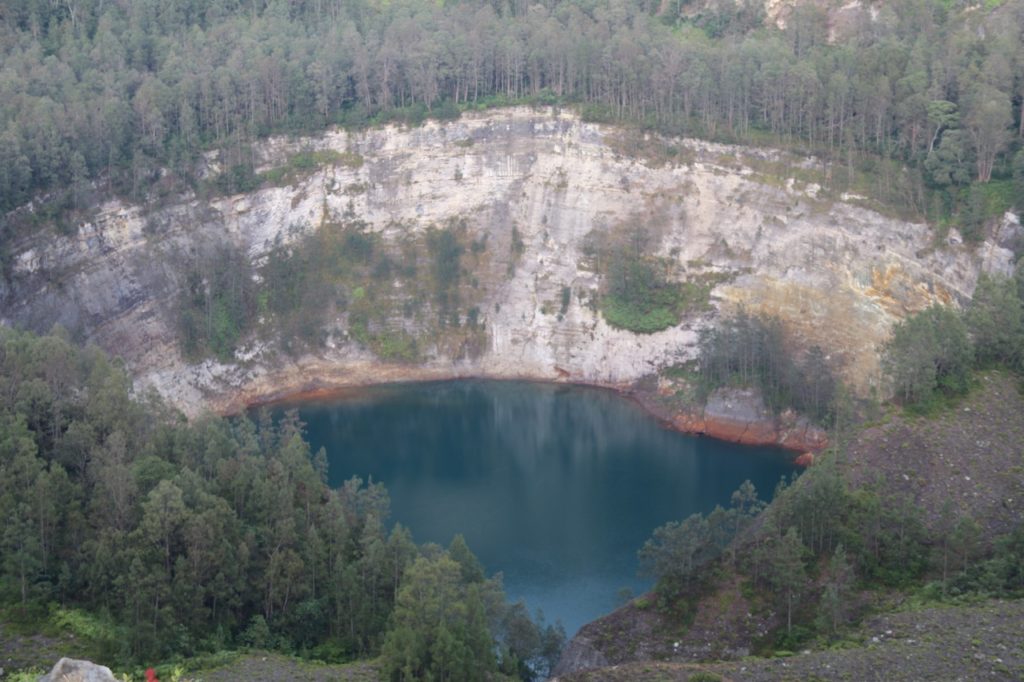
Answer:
555 599 1024 682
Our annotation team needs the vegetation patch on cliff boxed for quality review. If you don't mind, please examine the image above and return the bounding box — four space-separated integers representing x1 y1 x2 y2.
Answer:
259 149 364 188
599 258 686 333
201 149 364 197
176 216 493 363
696 311 839 423
583 223 724 334
178 244 258 361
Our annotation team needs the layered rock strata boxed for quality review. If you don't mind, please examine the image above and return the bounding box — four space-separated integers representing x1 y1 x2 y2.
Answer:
1 108 1015 426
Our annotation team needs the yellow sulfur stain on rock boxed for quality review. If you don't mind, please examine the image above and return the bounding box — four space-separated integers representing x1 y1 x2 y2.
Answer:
719 274 893 396
717 259 965 397
861 262 955 316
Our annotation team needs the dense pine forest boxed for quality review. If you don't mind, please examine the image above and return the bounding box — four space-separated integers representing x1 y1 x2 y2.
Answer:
1 0 1023 227
0 328 563 679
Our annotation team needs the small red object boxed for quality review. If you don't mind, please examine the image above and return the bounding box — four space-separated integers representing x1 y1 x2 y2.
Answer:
145 668 159 682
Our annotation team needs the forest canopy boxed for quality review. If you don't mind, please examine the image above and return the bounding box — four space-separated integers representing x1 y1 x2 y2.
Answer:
1 0 1023 229
0 327 564 678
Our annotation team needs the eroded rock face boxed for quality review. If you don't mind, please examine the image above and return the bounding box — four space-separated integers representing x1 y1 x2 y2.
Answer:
1 108 1015 415
670 387 829 453
38 658 117 682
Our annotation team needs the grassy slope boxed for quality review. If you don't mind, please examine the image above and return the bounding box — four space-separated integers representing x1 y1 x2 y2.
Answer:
0 638 382 682
0 607 382 680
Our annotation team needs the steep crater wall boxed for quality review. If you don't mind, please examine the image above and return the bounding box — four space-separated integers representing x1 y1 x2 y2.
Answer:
1 108 1016 419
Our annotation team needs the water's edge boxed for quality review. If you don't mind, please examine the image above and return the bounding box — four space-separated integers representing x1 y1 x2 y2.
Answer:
224 369 826 462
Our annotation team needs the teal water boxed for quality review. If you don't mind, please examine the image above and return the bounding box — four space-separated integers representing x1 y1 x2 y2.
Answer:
276 380 798 636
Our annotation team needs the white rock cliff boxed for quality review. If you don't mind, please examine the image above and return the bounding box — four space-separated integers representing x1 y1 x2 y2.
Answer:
1 108 1015 415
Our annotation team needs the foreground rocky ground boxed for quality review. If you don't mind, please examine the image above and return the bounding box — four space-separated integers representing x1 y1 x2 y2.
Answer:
11 599 1022 680
0 620 91 675
555 599 1024 681
1 646 380 681
195 653 380 681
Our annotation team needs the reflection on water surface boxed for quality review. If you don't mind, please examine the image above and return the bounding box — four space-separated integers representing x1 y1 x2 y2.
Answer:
274 380 798 636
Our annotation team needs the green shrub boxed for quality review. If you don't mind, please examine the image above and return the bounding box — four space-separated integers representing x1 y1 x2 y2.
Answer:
52 607 124 643
883 304 972 406
50 606 127 663
260 150 364 187
774 624 813 652
958 180 1014 242
177 244 258 361
211 164 260 194
602 293 680 333
600 257 684 333
579 103 617 123
371 330 420 362
965 273 1024 370
560 286 572 315
427 226 464 326
240 615 272 649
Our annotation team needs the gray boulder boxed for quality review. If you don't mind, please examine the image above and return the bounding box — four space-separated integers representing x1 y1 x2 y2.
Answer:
551 635 609 678
39 658 118 682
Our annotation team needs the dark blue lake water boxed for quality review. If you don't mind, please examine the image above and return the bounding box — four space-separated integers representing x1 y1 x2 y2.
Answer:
276 380 798 636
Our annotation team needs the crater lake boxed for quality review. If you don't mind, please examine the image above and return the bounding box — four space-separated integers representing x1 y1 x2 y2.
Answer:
270 380 799 636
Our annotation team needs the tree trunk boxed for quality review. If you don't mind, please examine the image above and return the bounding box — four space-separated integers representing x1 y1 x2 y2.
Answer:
787 590 793 635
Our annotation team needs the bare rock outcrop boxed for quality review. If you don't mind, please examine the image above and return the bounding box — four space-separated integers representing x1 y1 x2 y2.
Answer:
671 387 829 453
38 658 117 682
551 636 610 678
